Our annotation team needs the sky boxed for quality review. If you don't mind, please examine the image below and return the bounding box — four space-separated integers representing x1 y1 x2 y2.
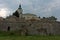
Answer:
0 0 60 21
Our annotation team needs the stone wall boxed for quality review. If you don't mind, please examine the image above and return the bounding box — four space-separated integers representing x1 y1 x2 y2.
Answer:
0 20 60 35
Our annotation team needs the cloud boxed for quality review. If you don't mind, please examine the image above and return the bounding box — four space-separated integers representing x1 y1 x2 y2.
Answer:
0 8 10 18
31 0 60 17
43 0 60 17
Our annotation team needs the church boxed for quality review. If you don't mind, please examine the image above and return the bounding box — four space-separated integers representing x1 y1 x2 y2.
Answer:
12 4 40 20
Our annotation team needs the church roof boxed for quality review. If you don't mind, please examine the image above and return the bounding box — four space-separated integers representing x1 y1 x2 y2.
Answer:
23 13 37 16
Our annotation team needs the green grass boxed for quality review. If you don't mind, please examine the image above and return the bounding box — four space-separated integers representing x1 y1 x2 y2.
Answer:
0 31 60 40
0 36 60 40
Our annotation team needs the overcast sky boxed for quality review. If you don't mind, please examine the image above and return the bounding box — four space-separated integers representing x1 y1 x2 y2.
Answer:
0 0 60 21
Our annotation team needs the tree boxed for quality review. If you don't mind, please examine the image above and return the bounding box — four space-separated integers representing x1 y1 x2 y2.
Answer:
48 16 57 21
13 11 19 17
39 16 40 18
43 17 46 19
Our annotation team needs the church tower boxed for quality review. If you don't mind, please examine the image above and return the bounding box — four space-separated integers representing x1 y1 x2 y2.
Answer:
17 4 23 18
